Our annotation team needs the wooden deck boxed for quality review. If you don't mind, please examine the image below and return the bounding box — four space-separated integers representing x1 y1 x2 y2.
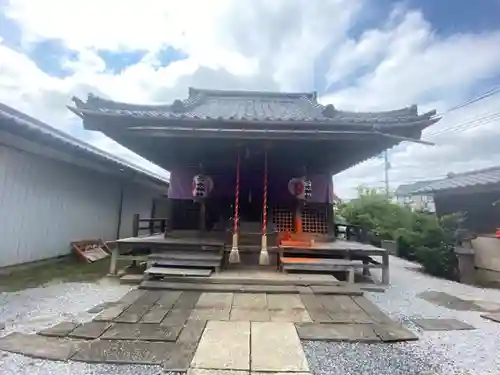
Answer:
114 233 226 247
107 233 390 285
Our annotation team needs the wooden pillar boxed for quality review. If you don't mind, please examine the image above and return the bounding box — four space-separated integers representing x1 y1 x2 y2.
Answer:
295 201 303 234
199 201 206 232
132 213 140 237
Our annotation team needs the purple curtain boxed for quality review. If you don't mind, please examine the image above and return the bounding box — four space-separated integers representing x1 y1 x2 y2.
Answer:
168 167 334 203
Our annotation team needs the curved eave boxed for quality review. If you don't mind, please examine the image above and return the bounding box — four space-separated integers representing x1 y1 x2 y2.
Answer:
68 105 439 130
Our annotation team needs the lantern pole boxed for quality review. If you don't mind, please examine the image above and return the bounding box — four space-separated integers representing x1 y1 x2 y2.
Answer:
229 152 241 264
259 148 270 265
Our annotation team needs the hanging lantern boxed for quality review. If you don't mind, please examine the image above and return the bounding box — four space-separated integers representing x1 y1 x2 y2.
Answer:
192 175 214 198
304 179 312 199
288 177 312 200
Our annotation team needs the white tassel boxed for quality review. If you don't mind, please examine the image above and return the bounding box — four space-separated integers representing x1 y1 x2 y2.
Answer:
259 234 269 265
229 233 240 264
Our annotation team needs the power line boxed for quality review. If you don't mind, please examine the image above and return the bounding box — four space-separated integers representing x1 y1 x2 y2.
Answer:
426 112 500 139
437 85 500 116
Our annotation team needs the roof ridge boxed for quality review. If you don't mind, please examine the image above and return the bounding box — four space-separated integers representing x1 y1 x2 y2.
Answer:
188 87 317 100
445 165 500 178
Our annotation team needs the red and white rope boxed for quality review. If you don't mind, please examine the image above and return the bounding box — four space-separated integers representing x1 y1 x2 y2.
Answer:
233 153 241 234
262 150 268 235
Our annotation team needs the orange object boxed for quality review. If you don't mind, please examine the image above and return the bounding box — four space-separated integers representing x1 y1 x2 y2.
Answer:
280 240 312 248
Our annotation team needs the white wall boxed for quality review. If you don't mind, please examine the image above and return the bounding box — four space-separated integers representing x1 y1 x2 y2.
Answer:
0 144 162 267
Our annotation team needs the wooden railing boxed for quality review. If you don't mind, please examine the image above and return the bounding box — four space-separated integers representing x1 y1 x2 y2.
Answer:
132 214 169 237
334 223 369 243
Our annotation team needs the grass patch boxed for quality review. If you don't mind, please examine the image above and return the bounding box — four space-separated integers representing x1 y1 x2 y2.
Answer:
0 256 128 292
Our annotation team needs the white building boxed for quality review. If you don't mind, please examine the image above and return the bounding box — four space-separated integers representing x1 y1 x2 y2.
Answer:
0 103 169 268
394 181 436 213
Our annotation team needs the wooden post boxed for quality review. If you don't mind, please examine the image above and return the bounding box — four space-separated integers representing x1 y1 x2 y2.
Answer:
295 202 303 234
382 253 390 285
132 213 140 237
109 244 119 275
199 201 206 232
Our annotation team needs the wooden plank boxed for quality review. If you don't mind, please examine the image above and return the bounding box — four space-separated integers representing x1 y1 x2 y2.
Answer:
317 295 373 323
145 267 212 277
281 257 382 268
352 296 393 324
148 252 222 261
152 259 221 268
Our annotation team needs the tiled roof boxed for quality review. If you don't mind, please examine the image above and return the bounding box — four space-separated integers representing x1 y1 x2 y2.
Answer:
70 87 438 127
411 167 500 194
394 180 438 196
0 102 170 187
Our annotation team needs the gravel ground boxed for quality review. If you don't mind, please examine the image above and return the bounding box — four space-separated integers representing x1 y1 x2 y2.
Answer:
303 256 500 375
2 258 500 374
0 277 174 375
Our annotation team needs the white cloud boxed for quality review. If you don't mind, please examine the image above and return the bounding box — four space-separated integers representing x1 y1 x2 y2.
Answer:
1 0 500 198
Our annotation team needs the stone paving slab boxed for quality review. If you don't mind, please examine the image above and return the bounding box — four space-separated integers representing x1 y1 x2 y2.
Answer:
87 301 119 314
191 321 250 371
189 308 231 321
299 294 332 323
372 324 419 342
267 294 304 310
0 332 80 361
196 293 234 309
177 320 207 344
100 323 182 341
296 323 381 342
173 291 202 310
481 312 500 323
232 293 267 309
251 322 309 373
140 291 183 323
318 295 372 324
230 308 270 322
161 308 192 327
352 296 393 324
163 342 199 372
93 289 145 321
115 290 163 323
38 321 80 338
72 339 175 364
252 373 311 375
68 322 112 340
269 309 312 323
412 318 475 331
188 370 249 375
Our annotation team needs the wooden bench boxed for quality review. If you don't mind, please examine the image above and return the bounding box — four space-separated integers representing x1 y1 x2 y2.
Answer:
280 257 383 283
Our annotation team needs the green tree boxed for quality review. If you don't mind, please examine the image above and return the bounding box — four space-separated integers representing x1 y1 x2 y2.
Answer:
338 187 460 280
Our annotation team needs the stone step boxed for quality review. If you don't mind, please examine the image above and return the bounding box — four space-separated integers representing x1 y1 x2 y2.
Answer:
154 275 339 286
139 280 363 295
145 267 212 277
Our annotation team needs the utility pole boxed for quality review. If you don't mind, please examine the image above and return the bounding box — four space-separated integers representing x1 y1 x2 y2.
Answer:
384 150 390 197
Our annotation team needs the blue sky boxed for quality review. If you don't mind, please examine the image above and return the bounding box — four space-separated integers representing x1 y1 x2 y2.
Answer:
1 0 500 197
